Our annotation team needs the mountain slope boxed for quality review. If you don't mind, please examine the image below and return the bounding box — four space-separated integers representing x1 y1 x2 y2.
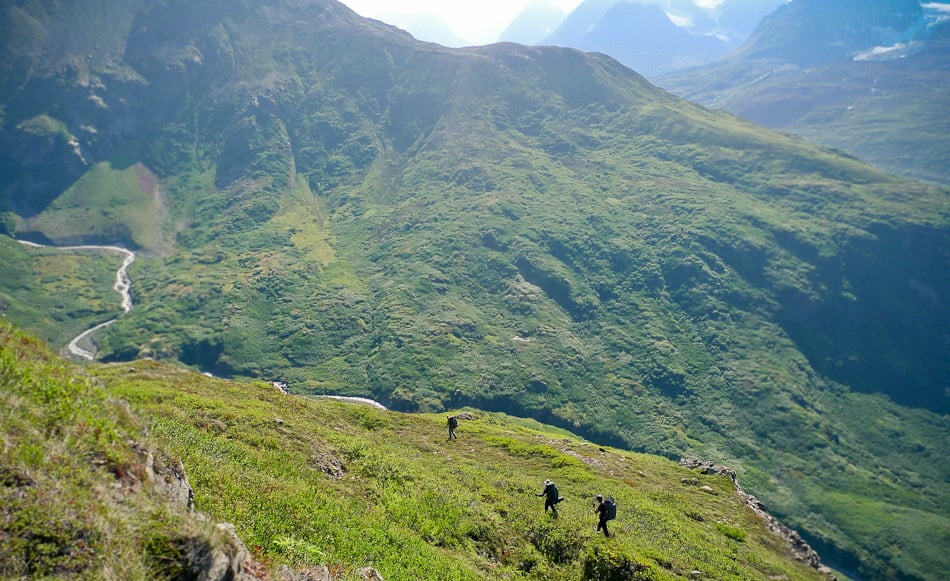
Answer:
656 0 950 185
730 0 926 66
541 0 787 77
0 1 948 579
0 322 257 579
545 1 733 77
499 0 568 45
0 321 830 580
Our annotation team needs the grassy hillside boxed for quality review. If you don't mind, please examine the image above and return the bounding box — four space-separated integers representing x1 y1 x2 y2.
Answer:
0 236 126 347
21 161 171 251
1 2 948 579
0 321 829 580
0 322 246 579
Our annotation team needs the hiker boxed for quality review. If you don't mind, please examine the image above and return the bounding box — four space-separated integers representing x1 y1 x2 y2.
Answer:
447 415 459 440
594 495 614 537
537 479 564 516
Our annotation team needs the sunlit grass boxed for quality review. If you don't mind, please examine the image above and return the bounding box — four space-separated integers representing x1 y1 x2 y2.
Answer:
83 353 826 580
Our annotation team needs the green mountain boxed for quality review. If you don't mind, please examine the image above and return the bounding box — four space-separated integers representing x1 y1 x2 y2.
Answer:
1 321 831 580
1 1 948 579
656 0 950 185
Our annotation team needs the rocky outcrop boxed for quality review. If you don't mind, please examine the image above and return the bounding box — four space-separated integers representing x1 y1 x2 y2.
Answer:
678 457 737 483
736 490 824 572
144 448 195 512
204 522 265 581
130 442 384 580
678 458 829 576
277 565 334 581
124 443 264 580
276 566 385 581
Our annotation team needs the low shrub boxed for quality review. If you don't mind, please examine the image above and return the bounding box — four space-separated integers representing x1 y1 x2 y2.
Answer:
582 544 658 581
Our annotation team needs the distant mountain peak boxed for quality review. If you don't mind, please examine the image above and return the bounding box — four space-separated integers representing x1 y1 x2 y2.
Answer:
736 0 931 65
852 1 950 60
498 0 568 45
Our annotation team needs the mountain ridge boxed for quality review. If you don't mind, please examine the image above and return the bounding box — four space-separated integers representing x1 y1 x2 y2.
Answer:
538 0 787 77
0 1 948 579
656 0 950 185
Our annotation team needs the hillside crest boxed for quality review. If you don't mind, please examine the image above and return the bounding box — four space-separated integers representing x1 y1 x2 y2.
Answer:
0 322 832 579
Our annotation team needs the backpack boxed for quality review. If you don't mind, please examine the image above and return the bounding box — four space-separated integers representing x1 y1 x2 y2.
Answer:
604 497 617 520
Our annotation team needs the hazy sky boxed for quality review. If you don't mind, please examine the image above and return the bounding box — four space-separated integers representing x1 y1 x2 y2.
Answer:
339 0 586 46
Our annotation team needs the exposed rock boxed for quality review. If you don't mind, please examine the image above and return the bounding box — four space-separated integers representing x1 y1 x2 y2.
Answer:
314 450 346 481
278 565 333 580
678 457 737 483
274 565 383 581
358 567 385 580
737 489 824 569
144 448 195 511
679 457 829 574
198 523 251 581
120 443 267 579
566 449 606 469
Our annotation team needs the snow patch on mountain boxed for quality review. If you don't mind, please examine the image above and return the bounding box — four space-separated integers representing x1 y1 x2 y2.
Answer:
855 2 950 60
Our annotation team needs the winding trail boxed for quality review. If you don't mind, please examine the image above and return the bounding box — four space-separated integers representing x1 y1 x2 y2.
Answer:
17 240 135 359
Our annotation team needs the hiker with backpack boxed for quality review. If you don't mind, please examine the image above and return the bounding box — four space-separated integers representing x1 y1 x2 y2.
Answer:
537 479 564 517
594 494 616 537
447 415 459 440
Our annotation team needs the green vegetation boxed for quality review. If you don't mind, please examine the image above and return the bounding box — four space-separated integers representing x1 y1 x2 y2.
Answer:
0 236 126 347
0 2 947 579
1 322 826 580
17 114 70 139
25 162 171 251
0 322 239 579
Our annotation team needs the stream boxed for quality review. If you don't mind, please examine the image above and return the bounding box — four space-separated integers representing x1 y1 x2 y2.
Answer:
17 240 135 360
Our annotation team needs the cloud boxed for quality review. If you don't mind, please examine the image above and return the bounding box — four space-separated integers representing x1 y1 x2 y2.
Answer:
693 0 725 8
667 12 694 27
922 3 950 24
